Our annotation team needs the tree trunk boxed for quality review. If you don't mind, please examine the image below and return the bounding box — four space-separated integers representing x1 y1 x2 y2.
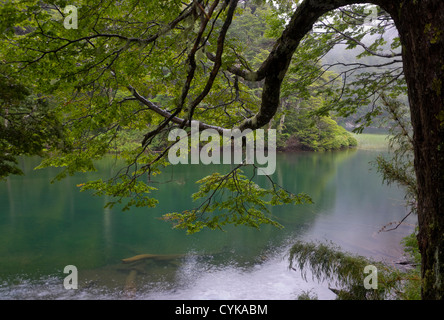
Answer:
392 0 444 300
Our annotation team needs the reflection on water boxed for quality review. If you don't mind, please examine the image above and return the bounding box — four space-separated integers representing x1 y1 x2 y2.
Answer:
0 149 415 299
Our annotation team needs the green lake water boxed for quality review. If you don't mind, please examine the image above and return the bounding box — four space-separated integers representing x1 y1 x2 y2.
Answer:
0 149 416 299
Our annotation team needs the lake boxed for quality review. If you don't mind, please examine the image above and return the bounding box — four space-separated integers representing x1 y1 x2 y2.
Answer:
0 148 416 300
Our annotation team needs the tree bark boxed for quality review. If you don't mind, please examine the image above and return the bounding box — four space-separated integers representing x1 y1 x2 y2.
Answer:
391 0 444 300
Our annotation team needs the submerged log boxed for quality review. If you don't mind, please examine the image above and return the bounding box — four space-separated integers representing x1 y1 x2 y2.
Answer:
121 254 158 263
121 253 186 264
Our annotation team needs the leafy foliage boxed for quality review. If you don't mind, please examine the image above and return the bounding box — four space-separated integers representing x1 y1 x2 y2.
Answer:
0 73 66 179
0 1 410 234
292 4 406 132
289 241 421 300
162 165 312 234
374 95 416 216
274 102 357 151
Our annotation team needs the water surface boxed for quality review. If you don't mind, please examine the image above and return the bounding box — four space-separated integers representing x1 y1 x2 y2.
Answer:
0 149 415 299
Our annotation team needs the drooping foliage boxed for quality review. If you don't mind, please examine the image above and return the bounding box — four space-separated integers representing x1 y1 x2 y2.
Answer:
289 241 421 300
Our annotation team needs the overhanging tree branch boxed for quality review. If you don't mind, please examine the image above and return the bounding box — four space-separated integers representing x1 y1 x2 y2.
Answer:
236 0 375 131
319 21 401 58
127 85 226 134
